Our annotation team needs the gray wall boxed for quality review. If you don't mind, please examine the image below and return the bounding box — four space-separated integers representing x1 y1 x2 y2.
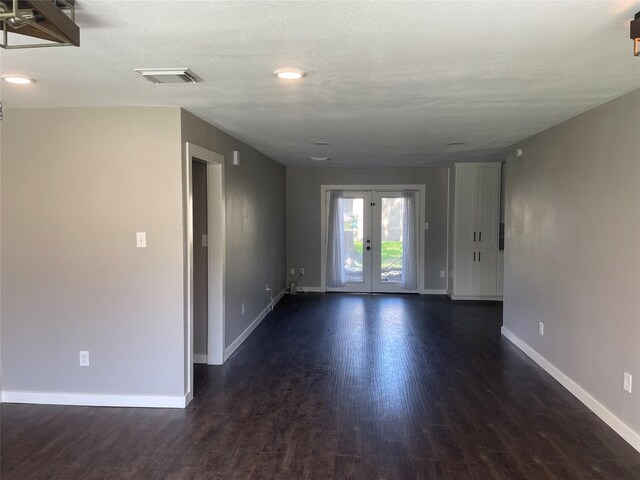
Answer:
286 166 449 291
192 161 208 358
181 110 286 349
504 88 640 433
1 108 186 396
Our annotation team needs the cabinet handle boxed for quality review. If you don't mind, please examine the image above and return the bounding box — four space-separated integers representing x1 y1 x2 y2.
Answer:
473 231 476 242
473 252 476 262
478 252 481 262
479 231 482 242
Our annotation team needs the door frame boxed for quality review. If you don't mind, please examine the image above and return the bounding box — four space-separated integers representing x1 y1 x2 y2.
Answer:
183 142 226 404
320 184 426 293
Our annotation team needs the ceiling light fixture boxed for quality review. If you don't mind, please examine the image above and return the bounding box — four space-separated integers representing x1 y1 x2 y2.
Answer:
0 0 80 49
631 12 640 56
309 157 330 162
275 70 305 80
447 142 465 146
313 141 330 146
2 75 33 84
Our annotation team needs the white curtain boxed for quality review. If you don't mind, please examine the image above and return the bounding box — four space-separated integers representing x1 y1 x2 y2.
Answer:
326 190 346 288
402 191 418 290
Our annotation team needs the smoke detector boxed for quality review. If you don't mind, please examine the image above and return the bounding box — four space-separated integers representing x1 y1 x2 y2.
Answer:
134 68 202 85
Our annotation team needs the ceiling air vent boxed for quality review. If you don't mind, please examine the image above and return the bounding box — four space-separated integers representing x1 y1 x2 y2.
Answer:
134 68 202 85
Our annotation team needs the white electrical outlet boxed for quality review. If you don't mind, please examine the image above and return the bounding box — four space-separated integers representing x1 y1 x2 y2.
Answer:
79 351 90 367
289 268 295 276
539 322 544 336
440 270 446 278
624 372 633 393
241 303 245 315
300 268 305 275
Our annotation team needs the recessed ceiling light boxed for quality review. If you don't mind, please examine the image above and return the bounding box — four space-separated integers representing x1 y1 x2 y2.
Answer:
313 141 331 146
275 70 305 80
447 142 465 146
2 75 34 85
309 157 330 162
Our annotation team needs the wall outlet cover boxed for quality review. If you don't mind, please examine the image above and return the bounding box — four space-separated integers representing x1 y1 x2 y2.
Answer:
539 322 544 336
79 351 90 367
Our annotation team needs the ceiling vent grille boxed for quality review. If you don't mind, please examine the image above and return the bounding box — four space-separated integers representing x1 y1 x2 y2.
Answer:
134 68 202 85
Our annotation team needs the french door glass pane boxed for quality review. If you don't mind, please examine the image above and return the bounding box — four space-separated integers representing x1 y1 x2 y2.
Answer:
380 197 403 283
342 198 364 283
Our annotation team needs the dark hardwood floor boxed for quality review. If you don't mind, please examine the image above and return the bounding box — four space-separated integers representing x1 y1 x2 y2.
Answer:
2 293 640 479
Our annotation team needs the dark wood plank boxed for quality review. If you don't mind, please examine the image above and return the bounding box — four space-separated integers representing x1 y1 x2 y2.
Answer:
3 293 640 479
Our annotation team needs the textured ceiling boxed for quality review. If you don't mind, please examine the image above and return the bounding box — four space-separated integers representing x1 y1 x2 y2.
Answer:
1 0 639 166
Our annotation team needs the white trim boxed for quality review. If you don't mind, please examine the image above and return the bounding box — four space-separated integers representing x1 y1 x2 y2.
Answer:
454 162 502 168
224 289 286 361
1 391 188 409
422 289 447 295
450 294 502 301
298 286 325 293
184 142 226 405
445 167 451 294
193 354 208 364
501 327 640 453
320 184 426 293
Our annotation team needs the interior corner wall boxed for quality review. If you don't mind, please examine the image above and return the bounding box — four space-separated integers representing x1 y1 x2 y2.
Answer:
504 88 640 435
0 107 186 398
285 166 449 291
180 109 286 351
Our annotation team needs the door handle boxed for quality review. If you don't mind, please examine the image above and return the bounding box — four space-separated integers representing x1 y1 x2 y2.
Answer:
473 231 476 242
479 231 482 242
478 252 481 262
473 252 475 262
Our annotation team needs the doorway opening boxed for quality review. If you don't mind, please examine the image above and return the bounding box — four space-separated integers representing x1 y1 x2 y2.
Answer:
184 143 225 404
320 185 425 293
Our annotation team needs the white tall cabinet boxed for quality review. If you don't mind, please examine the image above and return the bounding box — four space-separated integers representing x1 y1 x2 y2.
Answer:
451 163 501 300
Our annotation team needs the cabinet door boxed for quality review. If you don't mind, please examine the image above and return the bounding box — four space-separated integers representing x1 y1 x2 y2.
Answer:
454 249 476 296
476 166 501 250
455 167 478 250
475 249 497 296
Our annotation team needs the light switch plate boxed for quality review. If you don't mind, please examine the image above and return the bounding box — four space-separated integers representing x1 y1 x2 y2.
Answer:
624 372 633 393
136 232 147 248
202 235 208 247
425 222 429 230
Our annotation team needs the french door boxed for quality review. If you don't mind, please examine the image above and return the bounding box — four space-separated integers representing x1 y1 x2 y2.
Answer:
325 189 420 293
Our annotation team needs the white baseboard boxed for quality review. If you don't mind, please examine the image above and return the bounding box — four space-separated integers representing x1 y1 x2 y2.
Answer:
450 294 502 301
501 326 640 453
193 354 208 364
422 289 447 295
298 286 324 293
1 391 188 408
224 288 285 361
